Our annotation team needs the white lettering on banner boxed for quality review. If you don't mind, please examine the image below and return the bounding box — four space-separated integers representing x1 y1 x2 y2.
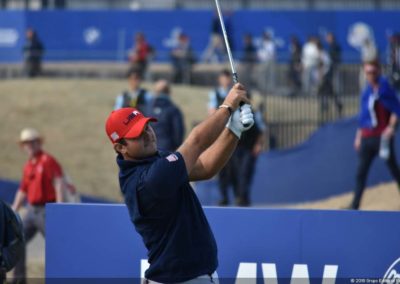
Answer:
383 257 400 283
322 266 339 284
262 264 278 284
236 263 257 284
0 28 19 47
249 263 338 284
140 260 338 283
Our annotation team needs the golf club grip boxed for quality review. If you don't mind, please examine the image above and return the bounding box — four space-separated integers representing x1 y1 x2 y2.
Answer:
239 102 251 128
232 72 239 84
233 74 250 128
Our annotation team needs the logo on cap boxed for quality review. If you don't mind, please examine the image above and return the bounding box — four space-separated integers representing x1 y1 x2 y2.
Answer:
123 110 141 126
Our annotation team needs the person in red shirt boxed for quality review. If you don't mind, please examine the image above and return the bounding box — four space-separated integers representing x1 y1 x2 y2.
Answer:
128 32 154 78
11 128 65 282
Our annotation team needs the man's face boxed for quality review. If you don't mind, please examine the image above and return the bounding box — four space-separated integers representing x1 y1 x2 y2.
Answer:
26 30 33 40
326 34 333 44
21 139 42 158
128 74 141 90
116 124 157 160
218 74 232 89
364 64 380 86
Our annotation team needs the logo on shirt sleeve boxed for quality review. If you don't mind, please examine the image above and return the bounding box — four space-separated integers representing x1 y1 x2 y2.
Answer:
166 154 179 162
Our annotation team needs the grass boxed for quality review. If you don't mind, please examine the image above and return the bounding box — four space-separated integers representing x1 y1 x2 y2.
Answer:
0 79 211 201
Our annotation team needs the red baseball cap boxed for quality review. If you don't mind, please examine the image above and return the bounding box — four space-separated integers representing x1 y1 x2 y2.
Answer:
105 108 157 143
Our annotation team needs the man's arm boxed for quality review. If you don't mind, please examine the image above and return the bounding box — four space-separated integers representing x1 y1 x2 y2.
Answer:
12 190 26 212
354 128 362 151
177 83 249 174
54 177 65 203
188 128 238 181
383 113 398 139
188 104 254 181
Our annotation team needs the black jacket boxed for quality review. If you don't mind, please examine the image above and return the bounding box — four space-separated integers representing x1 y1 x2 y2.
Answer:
149 96 185 152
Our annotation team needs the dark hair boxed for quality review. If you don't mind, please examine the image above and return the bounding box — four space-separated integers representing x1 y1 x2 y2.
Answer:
364 59 381 69
219 69 231 78
126 68 143 79
116 138 127 146
113 138 127 154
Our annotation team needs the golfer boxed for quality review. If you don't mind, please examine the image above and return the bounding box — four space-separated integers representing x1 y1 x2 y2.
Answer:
105 83 254 283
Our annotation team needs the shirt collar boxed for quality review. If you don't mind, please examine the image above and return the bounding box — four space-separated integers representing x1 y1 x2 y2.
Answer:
116 152 161 170
29 150 44 163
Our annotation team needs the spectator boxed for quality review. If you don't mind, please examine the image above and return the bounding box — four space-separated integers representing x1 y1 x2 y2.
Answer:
288 35 302 97
241 33 257 88
317 39 343 122
257 32 276 95
22 28 44 78
326 33 342 75
208 71 264 206
350 61 400 209
231 102 265 206
128 32 154 78
114 68 152 114
208 69 233 115
148 80 185 152
302 36 320 96
208 70 233 205
320 33 343 119
202 11 227 63
0 199 24 283
388 33 400 92
359 38 378 90
171 33 196 84
11 128 65 282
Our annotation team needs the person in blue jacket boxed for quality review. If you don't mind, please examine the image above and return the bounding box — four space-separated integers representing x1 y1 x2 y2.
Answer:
351 60 400 209
105 82 254 283
148 80 185 152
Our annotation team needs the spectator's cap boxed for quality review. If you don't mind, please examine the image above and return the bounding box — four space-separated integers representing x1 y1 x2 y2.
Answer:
19 128 41 143
105 108 157 144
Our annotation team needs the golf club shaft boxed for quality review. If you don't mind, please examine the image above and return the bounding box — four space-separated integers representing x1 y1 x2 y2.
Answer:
214 0 238 84
214 0 251 128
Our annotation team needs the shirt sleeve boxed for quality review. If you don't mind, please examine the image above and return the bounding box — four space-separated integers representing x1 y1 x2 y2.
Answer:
19 166 29 193
143 152 188 199
114 94 124 110
208 90 218 110
47 156 64 179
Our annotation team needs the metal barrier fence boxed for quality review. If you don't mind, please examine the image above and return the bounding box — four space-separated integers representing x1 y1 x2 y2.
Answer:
265 94 359 149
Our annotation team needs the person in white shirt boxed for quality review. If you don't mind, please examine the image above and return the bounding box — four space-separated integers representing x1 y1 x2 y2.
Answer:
302 36 320 96
257 32 276 94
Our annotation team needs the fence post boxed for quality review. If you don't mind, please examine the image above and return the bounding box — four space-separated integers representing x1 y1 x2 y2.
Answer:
117 29 126 63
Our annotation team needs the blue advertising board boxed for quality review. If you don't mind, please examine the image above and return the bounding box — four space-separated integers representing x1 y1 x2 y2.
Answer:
46 204 400 282
1 10 400 63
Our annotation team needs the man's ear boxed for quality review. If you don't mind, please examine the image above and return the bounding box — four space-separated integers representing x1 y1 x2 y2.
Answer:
113 143 126 155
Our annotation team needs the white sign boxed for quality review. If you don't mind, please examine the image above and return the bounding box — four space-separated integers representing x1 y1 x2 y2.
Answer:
0 28 19 47
83 27 101 45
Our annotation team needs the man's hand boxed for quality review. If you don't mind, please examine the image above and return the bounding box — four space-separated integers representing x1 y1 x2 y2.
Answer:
222 83 250 111
382 126 395 139
226 104 254 138
354 135 361 151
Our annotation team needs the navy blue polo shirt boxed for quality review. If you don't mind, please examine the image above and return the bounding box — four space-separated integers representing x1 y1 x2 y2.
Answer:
117 151 218 283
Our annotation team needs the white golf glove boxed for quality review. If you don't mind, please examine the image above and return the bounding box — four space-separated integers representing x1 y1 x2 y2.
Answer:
226 104 254 139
